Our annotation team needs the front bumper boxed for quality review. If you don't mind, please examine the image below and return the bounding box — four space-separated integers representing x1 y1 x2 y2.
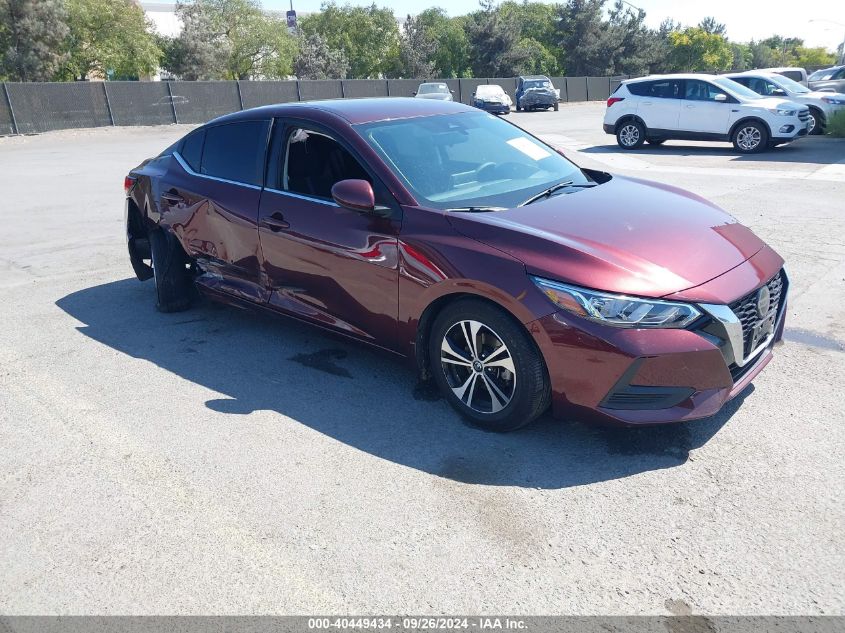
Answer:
475 101 510 114
520 93 557 108
530 264 787 427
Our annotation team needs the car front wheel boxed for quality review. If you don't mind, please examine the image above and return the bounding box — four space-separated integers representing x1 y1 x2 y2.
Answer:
430 299 550 432
733 122 768 153
616 120 645 149
808 109 823 135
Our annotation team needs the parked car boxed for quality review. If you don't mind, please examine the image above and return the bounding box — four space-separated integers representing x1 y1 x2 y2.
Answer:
515 75 559 111
726 71 845 134
472 84 512 114
604 73 810 153
758 66 809 87
808 65 845 94
414 82 454 101
126 97 787 431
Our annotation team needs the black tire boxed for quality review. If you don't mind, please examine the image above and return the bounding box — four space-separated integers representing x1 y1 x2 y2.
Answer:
553 102 559 111
808 108 824 135
646 139 666 146
149 228 192 312
616 119 645 149
429 299 551 432
516 103 522 112
732 121 769 154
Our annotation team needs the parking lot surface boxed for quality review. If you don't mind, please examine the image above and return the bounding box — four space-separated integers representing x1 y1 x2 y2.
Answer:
1 102 843 615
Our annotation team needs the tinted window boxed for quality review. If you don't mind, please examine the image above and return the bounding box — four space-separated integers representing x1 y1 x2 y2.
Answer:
684 80 729 101
779 70 803 83
745 77 783 97
180 130 204 171
628 80 682 98
200 120 269 186
283 128 371 200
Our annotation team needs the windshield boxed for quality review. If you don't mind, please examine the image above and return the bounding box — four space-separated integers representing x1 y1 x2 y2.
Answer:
476 85 506 97
525 80 552 90
809 69 837 80
772 75 809 94
418 83 449 94
712 76 764 100
356 111 588 210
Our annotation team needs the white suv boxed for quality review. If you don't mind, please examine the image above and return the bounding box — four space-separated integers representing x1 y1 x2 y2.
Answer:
603 73 810 153
725 70 845 135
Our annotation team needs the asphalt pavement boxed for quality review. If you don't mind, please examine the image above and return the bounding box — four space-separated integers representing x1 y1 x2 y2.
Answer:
0 103 843 615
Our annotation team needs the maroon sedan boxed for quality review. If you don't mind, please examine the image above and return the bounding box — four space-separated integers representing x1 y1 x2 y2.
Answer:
125 98 787 431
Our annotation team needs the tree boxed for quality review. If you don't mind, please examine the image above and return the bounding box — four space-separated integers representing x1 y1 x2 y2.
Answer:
417 8 471 78
0 0 68 81
698 17 726 37
499 1 562 73
793 46 835 68
293 33 349 79
556 0 611 75
730 42 752 71
667 27 733 72
165 0 297 80
603 0 662 76
399 14 435 78
61 0 161 80
300 2 401 79
466 0 531 78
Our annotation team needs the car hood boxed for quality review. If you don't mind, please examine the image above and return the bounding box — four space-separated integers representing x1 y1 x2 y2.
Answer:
446 175 766 298
807 90 845 100
416 93 451 100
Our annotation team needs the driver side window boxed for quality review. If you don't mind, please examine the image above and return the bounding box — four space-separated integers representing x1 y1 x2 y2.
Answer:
283 127 371 200
685 80 728 102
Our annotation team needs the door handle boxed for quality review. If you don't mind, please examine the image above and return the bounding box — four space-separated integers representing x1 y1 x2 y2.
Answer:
642 101 652 106
260 212 290 232
161 192 184 205
685 104 695 108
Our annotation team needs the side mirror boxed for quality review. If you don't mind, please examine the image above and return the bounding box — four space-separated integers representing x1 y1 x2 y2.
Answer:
331 179 375 212
412 91 417 96
714 93 727 102
450 90 455 94
772 88 786 96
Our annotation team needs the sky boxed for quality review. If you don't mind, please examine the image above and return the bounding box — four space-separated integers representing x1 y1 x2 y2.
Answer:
264 0 845 50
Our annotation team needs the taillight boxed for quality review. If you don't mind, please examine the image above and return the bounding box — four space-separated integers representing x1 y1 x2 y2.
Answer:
124 175 136 194
607 97 624 107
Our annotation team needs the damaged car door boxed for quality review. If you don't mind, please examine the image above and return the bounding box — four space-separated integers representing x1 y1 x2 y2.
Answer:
159 119 271 303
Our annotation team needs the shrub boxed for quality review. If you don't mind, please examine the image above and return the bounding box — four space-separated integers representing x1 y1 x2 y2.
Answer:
826 109 845 138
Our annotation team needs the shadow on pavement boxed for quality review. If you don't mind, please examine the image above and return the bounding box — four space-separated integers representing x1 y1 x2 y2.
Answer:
56 278 749 489
581 136 843 165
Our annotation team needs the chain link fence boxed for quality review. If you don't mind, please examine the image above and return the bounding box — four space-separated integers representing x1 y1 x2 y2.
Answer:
0 76 623 135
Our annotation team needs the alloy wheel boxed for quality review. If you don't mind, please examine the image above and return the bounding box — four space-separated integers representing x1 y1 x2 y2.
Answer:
440 320 516 414
808 114 817 134
737 126 761 151
619 124 640 146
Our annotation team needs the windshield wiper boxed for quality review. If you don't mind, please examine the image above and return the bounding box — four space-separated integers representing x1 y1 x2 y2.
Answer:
446 206 508 212
518 180 596 207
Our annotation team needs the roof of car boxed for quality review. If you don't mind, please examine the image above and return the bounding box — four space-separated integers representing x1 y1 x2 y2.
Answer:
625 73 717 82
216 97 474 126
725 71 781 77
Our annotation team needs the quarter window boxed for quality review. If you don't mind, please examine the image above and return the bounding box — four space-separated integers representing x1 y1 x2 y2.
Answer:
180 130 204 171
199 120 270 187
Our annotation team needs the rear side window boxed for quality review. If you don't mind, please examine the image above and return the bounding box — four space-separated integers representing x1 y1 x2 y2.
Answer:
627 80 682 98
779 70 803 83
180 130 204 171
200 120 270 187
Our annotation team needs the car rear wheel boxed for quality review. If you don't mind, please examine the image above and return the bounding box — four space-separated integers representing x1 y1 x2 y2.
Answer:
732 122 768 153
430 299 550 432
616 120 645 149
149 228 193 313
553 102 559 111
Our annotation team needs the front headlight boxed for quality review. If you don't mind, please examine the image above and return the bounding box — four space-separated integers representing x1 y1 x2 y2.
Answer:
531 277 701 328
769 108 796 116
821 96 845 105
